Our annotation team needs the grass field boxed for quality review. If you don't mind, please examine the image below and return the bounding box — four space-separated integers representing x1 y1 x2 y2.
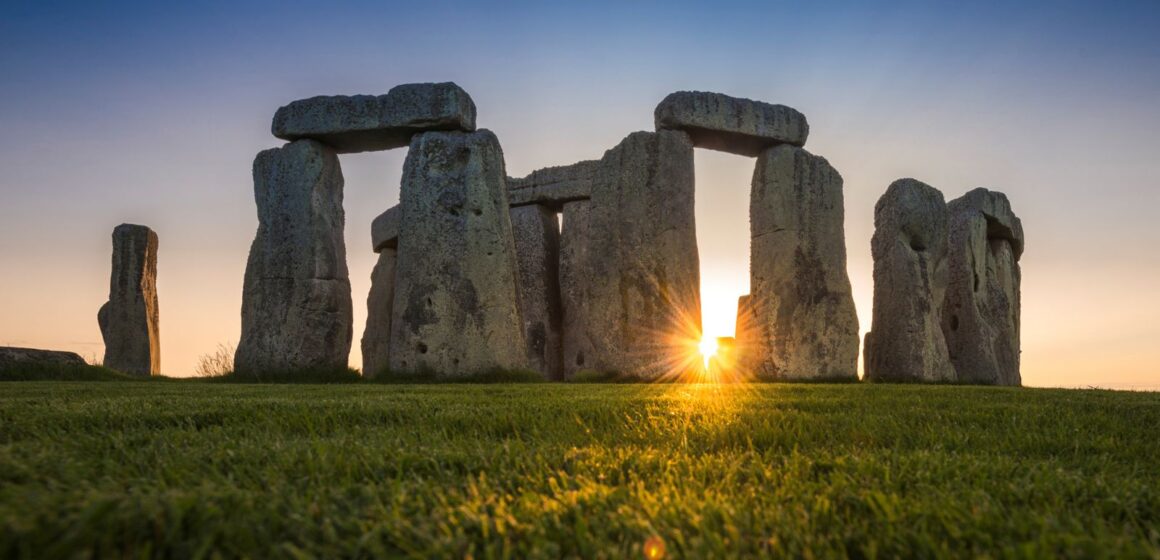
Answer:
1 382 1157 558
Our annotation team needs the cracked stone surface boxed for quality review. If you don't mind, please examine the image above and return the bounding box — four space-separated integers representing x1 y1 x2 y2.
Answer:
511 204 563 379
235 139 352 374
942 188 1023 385
654 91 809 156
272 82 476 153
864 178 953 382
361 248 397 378
98 223 160 376
388 130 528 376
749 145 858 380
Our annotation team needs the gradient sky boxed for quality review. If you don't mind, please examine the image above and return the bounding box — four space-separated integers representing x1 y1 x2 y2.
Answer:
2 1 1158 388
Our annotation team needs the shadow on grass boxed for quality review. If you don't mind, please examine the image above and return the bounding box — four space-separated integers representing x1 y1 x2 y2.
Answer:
0 363 136 382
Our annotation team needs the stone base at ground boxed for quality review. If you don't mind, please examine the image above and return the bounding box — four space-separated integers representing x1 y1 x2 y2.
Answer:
0 347 87 370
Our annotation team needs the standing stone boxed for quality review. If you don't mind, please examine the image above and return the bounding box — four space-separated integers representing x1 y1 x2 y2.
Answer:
942 188 1024 385
361 248 396 378
235 139 352 375
655 91 809 156
272 82 477 153
98 224 159 376
732 295 760 376
559 130 701 379
388 130 528 376
864 179 953 382
749 145 859 380
511 205 564 380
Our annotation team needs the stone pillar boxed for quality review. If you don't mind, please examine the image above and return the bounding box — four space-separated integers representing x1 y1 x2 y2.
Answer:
235 139 352 375
943 188 1024 385
732 295 759 377
749 145 859 380
560 130 701 379
98 224 160 376
864 178 953 382
388 130 528 376
511 204 563 380
361 247 396 378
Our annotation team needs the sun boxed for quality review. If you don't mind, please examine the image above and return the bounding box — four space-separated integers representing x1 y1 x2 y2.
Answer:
698 336 719 369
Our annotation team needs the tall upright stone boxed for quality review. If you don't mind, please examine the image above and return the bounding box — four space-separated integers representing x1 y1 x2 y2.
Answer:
864 179 953 382
732 295 760 377
749 145 859 380
235 139 352 374
559 130 701 379
388 130 528 376
97 224 159 376
361 247 396 378
942 188 1024 385
511 204 563 380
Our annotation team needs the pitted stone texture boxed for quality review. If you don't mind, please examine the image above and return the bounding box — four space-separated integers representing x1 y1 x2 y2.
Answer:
864 179 953 382
361 248 397 378
511 205 563 380
272 82 476 153
371 205 400 253
388 130 528 376
508 160 599 209
0 347 87 370
654 91 809 156
749 145 859 380
560 130 701 379
942 188 1023 385
235 140 352 374
98 224 160 376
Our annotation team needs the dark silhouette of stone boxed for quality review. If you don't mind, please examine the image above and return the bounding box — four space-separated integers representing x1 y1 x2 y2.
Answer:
98 224 159 376
749 145 858 380
507 160 599 209
371 205 401 252
361 248 396 378
272 82 476 153
235 140 352 374
388 130 528 376
655 91 808 156
0 347 87 370
864 179 953 382
943 188 1024 385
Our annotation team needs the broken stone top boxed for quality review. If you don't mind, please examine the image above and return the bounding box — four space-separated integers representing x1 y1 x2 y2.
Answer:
272 82 476 154
873 178 948 254
654 91 808 156
371 205 400 253
948 188 1024 259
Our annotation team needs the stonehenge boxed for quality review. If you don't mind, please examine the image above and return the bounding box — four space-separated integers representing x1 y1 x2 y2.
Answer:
0 347 87 371
942 189 1023 385
387 130 528 376
749 145 859 380
235 140 352 374
864 179 954 383
238 82 1023 384
98 224 160 376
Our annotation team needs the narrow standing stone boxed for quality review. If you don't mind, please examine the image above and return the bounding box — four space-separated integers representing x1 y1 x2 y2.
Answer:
510 204 563 379
98 224 160 376
864 179 953 382
361 247 396 378
235 139 352 375
559 130 702 379
749 145 859 380
388 130 528 376
942 188 1024 385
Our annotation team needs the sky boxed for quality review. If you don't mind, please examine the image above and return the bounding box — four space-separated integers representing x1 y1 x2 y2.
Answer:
1 0 1158 388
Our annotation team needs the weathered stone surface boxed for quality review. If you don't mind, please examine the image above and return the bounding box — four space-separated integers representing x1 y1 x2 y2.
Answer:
0 347 86 370
749 145 859 380
361 248 396 378
98 224 160 376
864 179 953 382
371 205 400 253
388 130 528 376
272 82 476 153
235 140 352 374
560 130 701 379
732 295 760 376
507 160 599 209
511 204 563 380
654 91 809 156
942 188 1023 385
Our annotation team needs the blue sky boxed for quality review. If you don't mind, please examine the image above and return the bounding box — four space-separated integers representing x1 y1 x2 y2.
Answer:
2 1 1158 386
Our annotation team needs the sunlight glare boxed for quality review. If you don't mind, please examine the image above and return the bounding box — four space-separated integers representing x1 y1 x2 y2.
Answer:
698 336 719 369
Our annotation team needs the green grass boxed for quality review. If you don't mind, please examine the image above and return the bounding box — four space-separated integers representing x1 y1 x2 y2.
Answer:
0 363 134 382
1 383 1157 558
